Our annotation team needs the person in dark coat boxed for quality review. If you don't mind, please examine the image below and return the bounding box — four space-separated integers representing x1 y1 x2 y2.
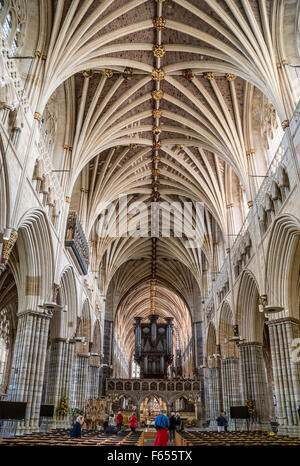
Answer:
116 411 123 431
269 416 279 434
168 412 176 443
216 412 227 432
105 412 118 435
70 415 84 438
223 412 229 432
175 412 181 431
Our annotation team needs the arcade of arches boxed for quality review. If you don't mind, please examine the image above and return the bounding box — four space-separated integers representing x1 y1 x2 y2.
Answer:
0 0 300 438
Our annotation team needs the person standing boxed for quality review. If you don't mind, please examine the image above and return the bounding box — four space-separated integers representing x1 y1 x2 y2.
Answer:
129 412 137 432
116 411 123 431
154 409 169 446
223 412 229 432
175 412 181 431
269 416 279 434
105 412 118 435
216 412 227 432
70 415 84 438
168 412 176 444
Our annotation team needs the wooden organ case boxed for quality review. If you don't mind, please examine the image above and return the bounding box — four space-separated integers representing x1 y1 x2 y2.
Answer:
134 314 173 378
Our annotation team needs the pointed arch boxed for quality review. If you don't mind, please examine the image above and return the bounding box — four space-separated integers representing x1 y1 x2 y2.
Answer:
236 269 263 343
15 208 54 311
92 319 102 355
50 266 78 339
265 214 300 319
76 299 92 355
218 301 237 358
206 322 217 368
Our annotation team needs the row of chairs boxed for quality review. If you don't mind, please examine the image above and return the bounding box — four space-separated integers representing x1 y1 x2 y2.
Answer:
178 430 300 446
0 429 143 447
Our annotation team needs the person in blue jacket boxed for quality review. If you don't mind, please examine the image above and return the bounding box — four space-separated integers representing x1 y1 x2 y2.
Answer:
154 409 170 446
70 415 84 438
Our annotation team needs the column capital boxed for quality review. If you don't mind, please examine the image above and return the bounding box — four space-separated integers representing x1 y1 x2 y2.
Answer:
52 337 68 343
77 353 90 359
68 338 77 345
238 341 262 348
17 307 53 319
266 316 300 327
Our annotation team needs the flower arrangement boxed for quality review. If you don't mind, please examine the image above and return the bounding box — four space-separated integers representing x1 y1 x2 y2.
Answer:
56 397 70 416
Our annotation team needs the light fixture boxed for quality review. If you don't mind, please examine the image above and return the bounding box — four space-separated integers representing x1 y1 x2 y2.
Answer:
263 305 284 314
258 303 265 313
258 295 268 313
3 228 12 241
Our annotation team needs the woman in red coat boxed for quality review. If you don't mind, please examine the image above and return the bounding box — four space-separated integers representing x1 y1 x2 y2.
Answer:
129 412 138 431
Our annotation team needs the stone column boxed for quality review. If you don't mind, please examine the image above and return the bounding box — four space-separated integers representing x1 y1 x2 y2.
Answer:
100 320 113 395
239 342 270 425
70 354 89 411
45 338 75 428
221 357 242 413
195 398 202 425
166 401 172 416
87 354 101 400
0 104 13 125
267 318 300 433
5 307 52 434
207 367 223 424
136 402 141 428
221 357 242 428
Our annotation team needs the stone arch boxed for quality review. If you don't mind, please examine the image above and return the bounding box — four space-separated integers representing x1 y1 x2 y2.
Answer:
0 133 10 233
92 319 101 355
266 214 300 318
51 266 78 339
76 299 92 354
140 392 168 406
236 269 264 343
206 322 217 368
15 208 54 311
172 393 196 414
218 301 237 358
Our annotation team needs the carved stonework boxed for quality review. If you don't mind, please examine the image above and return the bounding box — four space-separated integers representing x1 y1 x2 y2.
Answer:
0 230 18 266
153 45 165 58
82 70 93 78
281 119 289 130
153 109 162 119
183 69 195 81
153 144 161 154
225 73 236 81
153 17 166 30
122 67 133 81
152 126 162 135
152 90 164 101
102 69 113 78
152 168 160 176
152 68 165 81
203 72 215 81
65 211 89 275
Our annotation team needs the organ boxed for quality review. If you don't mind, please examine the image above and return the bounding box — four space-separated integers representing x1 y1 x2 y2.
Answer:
134 314 173 378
